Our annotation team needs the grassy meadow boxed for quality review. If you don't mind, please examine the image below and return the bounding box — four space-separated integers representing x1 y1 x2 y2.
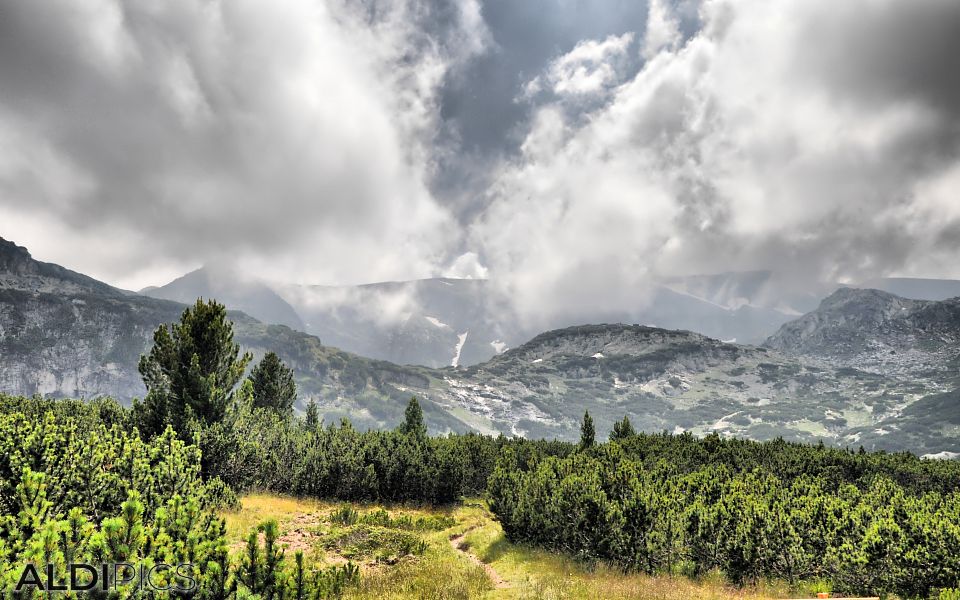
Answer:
221 494 799 600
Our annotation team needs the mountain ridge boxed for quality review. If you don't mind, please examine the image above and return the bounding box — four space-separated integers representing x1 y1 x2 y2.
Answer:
765 287 960 381
3 236 960 454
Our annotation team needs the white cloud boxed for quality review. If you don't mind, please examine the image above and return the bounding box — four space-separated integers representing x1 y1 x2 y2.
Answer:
642 0 681 60
0 0 489 289
445 252 489 279
526 33 635 99
475 0 960 321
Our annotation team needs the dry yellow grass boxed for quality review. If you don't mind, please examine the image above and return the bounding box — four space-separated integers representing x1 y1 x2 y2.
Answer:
220 495 800 600
221 493 335 544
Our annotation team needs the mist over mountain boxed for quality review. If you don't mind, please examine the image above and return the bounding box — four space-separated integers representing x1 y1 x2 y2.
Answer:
141 267 305 331
5 235 960 455
143 266 827 369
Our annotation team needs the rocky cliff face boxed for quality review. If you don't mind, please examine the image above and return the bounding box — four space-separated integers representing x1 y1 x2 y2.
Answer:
0 238 120 296
0 238 185 398
765 287 960 378
0 288 176 398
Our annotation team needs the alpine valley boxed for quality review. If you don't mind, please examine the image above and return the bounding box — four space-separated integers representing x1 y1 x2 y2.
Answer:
2 235 959 456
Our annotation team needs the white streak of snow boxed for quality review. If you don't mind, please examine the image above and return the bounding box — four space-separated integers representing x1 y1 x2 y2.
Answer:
922 451 960 460
424 316 450 329
451 331 469 367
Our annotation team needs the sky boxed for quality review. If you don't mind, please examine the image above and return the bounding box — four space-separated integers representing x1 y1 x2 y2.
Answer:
1 0 960 319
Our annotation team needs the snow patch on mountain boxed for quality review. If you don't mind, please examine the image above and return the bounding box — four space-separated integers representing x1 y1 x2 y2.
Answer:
451 331 469 367
424 316 451 329
922 451 960 460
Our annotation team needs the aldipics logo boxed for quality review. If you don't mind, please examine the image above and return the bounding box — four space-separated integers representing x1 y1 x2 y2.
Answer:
14 562 197 593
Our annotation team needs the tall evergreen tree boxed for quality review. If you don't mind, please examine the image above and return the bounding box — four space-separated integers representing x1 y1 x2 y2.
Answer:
579 410 595 449
399 397 427 438
248 352 297 416
137 298 252 435
610 415 636 442
304 399 320 431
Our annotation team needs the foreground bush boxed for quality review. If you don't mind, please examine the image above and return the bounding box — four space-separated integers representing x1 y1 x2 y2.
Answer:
488 443 960 599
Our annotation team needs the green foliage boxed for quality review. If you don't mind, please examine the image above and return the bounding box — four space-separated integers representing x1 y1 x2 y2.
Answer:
329 505 359 526
328 506 455 532
238 517 359 599
399 397 426 438
9 378 960 598
305 399 320 431
489 437 960 598
0 404 237 594
322 524 427 562
196 394 525 505
0 395 359 599
609 415 635 442
579 410 595 449
136 298 252 436
249 351 297 417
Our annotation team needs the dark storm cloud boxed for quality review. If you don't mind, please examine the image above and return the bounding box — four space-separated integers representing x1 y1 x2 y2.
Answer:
800 0 960 120
432 0 656 216
432 0 705 219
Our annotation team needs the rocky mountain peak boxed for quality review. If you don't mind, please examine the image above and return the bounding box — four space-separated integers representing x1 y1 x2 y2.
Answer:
764 287 960 381
493 323 729 364
815 287 918 320
0 236 118 296
0 236 36 275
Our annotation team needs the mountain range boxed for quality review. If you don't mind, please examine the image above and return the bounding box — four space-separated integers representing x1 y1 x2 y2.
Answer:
2 235 960 456
143 267 831 369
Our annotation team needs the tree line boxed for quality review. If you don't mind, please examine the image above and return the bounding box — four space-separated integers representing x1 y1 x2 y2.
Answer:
488 413 960 599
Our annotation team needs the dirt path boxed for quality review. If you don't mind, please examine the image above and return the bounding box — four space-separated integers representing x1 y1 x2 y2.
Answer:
449 527 510 589
276 512 322 553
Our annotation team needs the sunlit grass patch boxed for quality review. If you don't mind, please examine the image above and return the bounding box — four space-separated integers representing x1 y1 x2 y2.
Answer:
224 495 792 599
343 546 493 600
221 492 333 545
454 501 785 600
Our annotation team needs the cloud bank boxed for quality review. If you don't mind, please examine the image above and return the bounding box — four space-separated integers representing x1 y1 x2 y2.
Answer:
473 0 960 321
1 0 960 324
0 0 487 289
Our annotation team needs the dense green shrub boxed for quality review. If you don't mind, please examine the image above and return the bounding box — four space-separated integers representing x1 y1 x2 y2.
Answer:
0 396 358 598
488 440 960 599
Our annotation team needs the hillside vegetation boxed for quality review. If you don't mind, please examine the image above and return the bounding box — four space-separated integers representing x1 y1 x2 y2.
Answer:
3 299 960 598
4 390 960 598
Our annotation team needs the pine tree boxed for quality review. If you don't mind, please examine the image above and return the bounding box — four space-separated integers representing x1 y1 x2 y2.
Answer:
399 397 427 438
248 352 297 416
304 399 320 431
579 410 595 449
137 298 252 435
610 415 636 442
